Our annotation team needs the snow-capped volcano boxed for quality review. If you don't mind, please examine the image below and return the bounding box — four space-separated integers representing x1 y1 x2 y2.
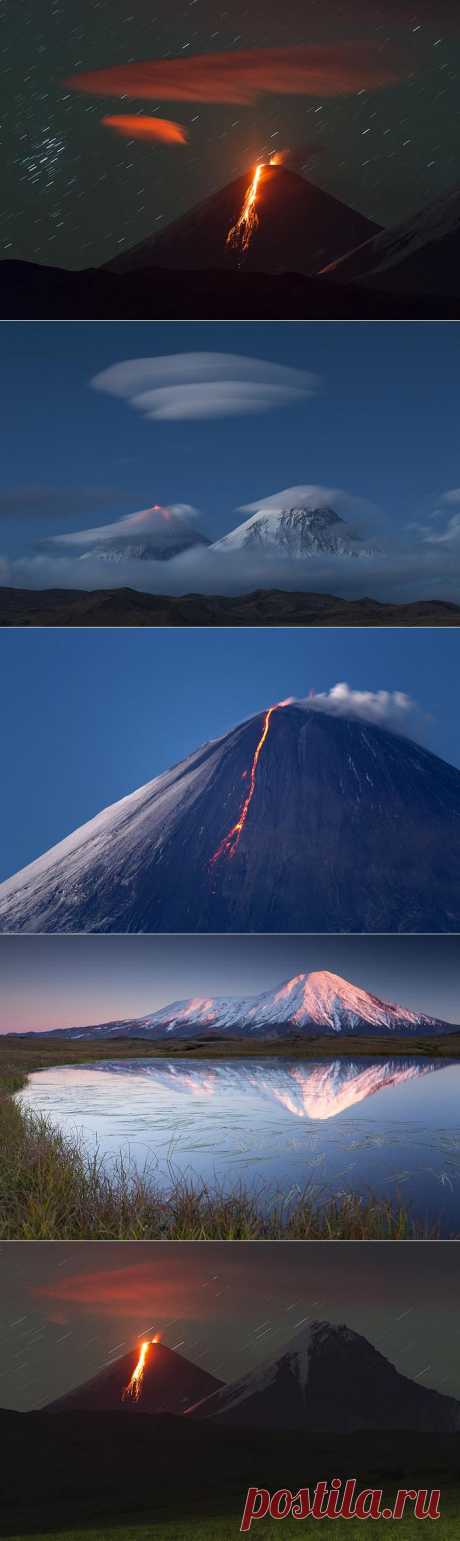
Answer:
1 699 460 933
212 503 377 559
188 1320 460 1433
45 503 210 563
322 183 460 297
29 969 452 1041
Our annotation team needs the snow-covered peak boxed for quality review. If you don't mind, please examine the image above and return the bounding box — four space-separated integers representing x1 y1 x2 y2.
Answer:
44 503 210 563
31 967 449 1042
279 968 421 1031
213 503 377 559
143 967 435 1036
188 1312 460 1433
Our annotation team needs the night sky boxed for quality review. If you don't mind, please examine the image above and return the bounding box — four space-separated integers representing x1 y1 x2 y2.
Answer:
0 1240 458 1412
0 627 459 882
3 1 460 270
1 933 460 1033
2 321 460 561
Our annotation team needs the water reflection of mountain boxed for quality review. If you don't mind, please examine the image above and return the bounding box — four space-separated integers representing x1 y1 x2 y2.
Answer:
93 1056 448 1123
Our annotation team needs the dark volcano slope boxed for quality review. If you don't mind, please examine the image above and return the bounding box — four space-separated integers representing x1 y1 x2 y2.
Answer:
190 1321 460 1435
1 704 460 933
322 185 460 297
106 166 380 278
46 1341 222 1415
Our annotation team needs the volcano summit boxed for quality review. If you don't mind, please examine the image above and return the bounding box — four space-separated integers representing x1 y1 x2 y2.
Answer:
1 698 459 933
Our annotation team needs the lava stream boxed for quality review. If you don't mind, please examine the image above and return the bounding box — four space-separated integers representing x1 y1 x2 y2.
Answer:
226 163 264 255
122 1336 158 1402
210 702 283 865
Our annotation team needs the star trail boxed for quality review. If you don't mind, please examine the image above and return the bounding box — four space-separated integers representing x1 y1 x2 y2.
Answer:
2 1 460 268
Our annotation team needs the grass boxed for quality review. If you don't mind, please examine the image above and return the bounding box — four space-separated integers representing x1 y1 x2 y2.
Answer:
0 1038 452 1240
6 1501 460 1541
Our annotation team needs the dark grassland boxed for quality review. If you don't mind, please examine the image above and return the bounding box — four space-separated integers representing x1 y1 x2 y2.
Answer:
0 1413 458 1540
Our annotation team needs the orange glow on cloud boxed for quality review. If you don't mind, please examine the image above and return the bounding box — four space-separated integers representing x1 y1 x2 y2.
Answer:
66 45 399 107
33 1263 203 1319
103 115 188 144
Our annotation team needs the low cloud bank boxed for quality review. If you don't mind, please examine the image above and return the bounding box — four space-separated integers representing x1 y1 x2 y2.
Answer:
3 542 460 606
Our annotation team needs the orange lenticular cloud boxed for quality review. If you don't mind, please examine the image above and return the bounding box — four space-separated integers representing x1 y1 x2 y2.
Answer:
103 115 188 144
66 44 400 106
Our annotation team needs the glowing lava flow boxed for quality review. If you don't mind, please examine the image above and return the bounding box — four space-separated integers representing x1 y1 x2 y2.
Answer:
226 154 284 256
210 702 285 865
226 162 264 255
122 1336 159 1402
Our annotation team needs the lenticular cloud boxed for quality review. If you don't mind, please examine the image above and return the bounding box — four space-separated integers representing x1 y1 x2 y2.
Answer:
91 353 318 423
67 44 399 107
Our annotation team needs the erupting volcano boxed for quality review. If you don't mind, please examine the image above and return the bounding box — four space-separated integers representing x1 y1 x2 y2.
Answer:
43 502 210 565
45 1340 223 1415
1 698 460 933
226 155 292 258
106 165 380 279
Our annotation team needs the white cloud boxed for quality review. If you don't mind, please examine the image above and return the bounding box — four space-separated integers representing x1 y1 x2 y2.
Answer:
409 496 460 548
306 683 420 735
91 354 319 422
422 514 460 547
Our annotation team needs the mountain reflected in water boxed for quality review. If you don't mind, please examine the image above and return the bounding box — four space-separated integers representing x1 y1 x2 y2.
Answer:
91 1055 443 1122
17 1055 460 1234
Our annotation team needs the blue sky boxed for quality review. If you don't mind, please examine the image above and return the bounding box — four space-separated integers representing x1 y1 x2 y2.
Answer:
1 321 460 558
0 627 459 881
